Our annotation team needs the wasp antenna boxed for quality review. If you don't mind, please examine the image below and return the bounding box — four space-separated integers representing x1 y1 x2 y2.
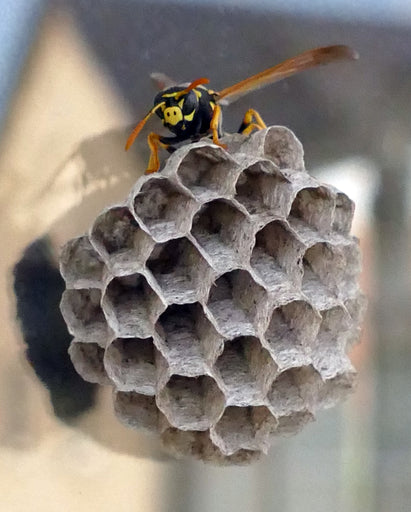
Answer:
125 102 165 151
175 77 210 99
186 77 210 90
125 118 149 151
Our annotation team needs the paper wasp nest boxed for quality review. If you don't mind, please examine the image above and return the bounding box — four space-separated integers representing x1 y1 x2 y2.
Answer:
60 127 364 464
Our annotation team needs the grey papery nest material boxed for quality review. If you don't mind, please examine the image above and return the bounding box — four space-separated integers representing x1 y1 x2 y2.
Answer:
60 127 365 464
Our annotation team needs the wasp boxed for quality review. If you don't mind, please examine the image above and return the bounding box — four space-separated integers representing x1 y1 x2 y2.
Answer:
125 45 358 174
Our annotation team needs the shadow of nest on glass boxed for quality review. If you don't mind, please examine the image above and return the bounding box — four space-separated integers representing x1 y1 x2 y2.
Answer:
14 125 166 461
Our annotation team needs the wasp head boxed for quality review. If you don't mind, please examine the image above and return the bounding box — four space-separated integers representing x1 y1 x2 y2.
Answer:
154 86 199 131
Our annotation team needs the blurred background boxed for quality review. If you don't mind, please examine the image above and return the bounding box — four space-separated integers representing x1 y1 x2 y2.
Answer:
1 0 410 510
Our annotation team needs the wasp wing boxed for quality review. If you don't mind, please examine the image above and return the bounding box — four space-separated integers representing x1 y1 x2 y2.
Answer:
217 45 358 105
150 72 178 90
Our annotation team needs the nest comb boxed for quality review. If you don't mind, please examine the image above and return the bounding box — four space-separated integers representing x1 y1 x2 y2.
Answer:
60 127 365 465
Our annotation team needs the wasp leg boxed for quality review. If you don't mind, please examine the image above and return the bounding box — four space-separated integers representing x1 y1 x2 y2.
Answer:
238 108 267 135
241 122 263 135
145 132 171 174
210 104 227 149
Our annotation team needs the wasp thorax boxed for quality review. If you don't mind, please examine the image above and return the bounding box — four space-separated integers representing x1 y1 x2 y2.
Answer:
163 106 183 126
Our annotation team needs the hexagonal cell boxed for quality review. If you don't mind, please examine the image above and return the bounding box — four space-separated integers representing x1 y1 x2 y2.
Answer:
343 294 367 347
268 369 304 415
209 447 262 465
262 126 305 170
268 366 321 416
103 273 165 338
239 126 304 171
214 336 278 406
132 177 198 241
333 192 355 234
156 375 225 431
60 236 105 288
316 306 352 349
344 294 366 327
146 237 215 304
235 160 291 218
206 270 270 338
264 300 321 369
302 243 337 296
160 427 262 465
312 307 354 380
176 144 239 200
302 264 340 311
251 220 305 293
302 242 359 298
200 440 261 465
191 199 254 272
316 371 356 409
211 406 278 455
69 341 111 385
61 288 109 343
313 350 354 382
113 391 160 431
289 186 335 233
104 337 158 394
155 303 224 376
90 206 154 272
275 410 314 437
160 427 207 460
338 242 362 295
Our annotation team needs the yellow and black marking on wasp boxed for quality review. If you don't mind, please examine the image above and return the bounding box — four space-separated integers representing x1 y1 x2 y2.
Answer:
126 45 358 174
